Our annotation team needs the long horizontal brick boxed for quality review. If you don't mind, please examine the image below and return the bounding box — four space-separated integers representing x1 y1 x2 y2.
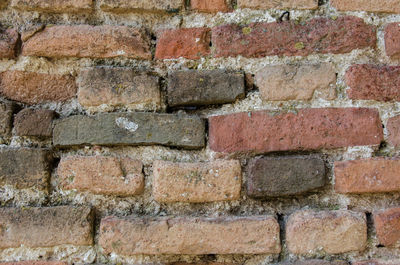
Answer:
99 216 280 254
0 148 52 191
153 160 241 202
345 65 400 101
99 0 183 12
0 71 76 104
167 70 245 107
22 25 151 59
0 28 19 59
77 67 160 110
212 16 376 58
331 0 400 13
0 206 93 248
246 156 326 198
191 0 231 12
209 108 383 153
14 109 55 137
374 208 400 247
388 115 400 146
286 210 367 254
385 23 400 59
0 101 16 137
335 158 400 194
238 0 318 9
255 64 336 101
53 113 205 149
58 156 144 196
11 0 93 12
353 261 400 265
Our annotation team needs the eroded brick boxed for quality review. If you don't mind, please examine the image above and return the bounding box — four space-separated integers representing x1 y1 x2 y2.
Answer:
99 0 183 12
191 0 231 12
385 23 400 59
11 0 93 12
374 208 400 247
0 28 19 59
0 100 17 137
388 115 400 146
14 109 55 137
238 0 318 9
331 0 400 13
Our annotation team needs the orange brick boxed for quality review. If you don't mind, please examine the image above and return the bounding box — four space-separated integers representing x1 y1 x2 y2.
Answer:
191 0 231 12
374 208 400 246
331 0 400 13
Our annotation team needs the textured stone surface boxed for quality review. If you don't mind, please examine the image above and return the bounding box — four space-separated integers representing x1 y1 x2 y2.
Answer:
255 64 336 101
53 113 205 149
11 0 93 12
209 108 383 154
286 261 348 265
388 115 400 146
0 148 52 191
0 101 16 137
385 23 400 59
374 208 400 247
246 156 326 198
99 0 183 12
152 160 241 202
0 28 19 59
0 71 76 104
22 25 151 59
14 109 55 137
335 158 400 193
78 67 160 109
0 262 68 265
191 0 231 12
0 206 93 248
331 0 400 13
286 210 367 254
99 216 280 255
58 156 144 196
212 16 376 58
167 70 245 107
238 0 318 9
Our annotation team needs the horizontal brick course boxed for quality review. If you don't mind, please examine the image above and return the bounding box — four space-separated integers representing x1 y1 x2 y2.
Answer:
11 0 93 12
374 208 400 247
238 0 318 10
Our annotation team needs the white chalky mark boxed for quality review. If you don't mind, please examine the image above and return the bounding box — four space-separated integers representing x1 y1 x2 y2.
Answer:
115 117 139 133
116 50 126 55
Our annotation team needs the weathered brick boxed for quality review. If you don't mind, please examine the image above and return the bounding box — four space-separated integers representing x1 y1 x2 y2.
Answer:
255 64 336 101
191 0 231 12
58 156 144 196
286 210 367 254
209 108 383 154
14 109 55 137
0 206 93 248
0 262 67 265
331 0 400 13
0 101 17 137
152 160 241 202
167 70 245 107
335 158 400 194
212 16 376 58
238 0 317 9
0 28 19 59
11 0 93 12
385 23 400 59
155 28 211 59
246 156 326 198
77 67 160 110
353 261 400 265
53 113 205 149
285 261 348 265
99 0 183 12
388 115 400 146
99 216 280 255
0 71 76 104
22 25 151 59
0 148 52 191
374 208 400 247
345 65 400 101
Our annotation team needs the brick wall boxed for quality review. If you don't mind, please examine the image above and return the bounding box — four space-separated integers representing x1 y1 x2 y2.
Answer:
0 0 400 264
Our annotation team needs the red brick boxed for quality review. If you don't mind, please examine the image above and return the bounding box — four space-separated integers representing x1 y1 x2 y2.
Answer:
331 0 400 13
0 28 19 59
155 28 211 59
388 115 400 146
0 262 67 265
99 216 280 255
14 109 55 137
286 210 367 254
238 0 318 9
335 158 400 194
385 23 400 59
191 0 231 12
22 25 151 59
212 16 376 58
0 71 76 104
374 208 400 246
57 156 144 196
11 0 93 13
345 64 400 101
209 108 383 154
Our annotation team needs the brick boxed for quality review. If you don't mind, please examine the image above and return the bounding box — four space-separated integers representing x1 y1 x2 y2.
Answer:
99 216 280 255
345 64 400 102
388 115 400 146
0 101 17 137
53 113 205 149
77 67 160 110
99 0 183 12
11 0 93 12
209 108 383 154
212 16 376 58
246 156 326 198
58 156 144 196
191 0 231 12
0 206 93 248
286 210 367 254
385 23 400 59
335 158 400 194
0 71 76 104
152 160 241 202
0 28 19 59
0 148 52 191
167 70 245 107
14 109 55 137
353 261 400 265
0 262 67 265
374 208 400 247
22 25 151 59
238 0 318 9
255 64 336 101
331 0 400 13
286 261 348 265
155 28 211 59
171 263 234 265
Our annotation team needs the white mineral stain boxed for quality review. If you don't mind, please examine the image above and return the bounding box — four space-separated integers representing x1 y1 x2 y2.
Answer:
115 117 139 133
